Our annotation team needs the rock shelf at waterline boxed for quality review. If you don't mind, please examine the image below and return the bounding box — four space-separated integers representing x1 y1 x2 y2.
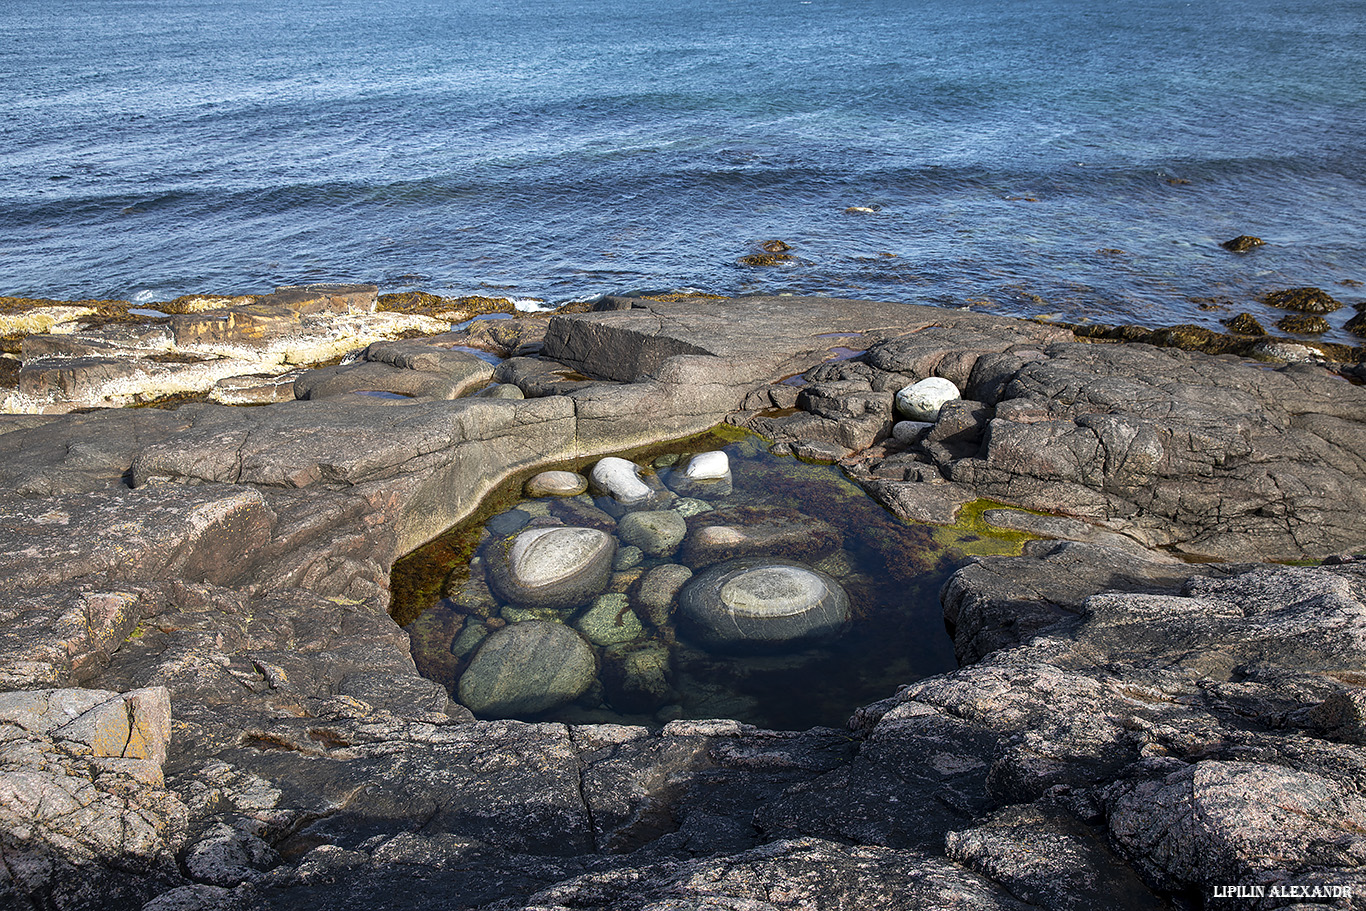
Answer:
0 290 1364 909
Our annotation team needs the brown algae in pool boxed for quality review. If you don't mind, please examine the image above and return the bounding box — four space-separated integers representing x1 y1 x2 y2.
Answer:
393 428 1034 730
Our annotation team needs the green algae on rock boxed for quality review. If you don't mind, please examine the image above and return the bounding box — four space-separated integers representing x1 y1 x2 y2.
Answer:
1262 287 1344 314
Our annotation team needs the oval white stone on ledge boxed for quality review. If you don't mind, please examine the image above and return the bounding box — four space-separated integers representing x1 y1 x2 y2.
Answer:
895 377 960 422
590 457 653 504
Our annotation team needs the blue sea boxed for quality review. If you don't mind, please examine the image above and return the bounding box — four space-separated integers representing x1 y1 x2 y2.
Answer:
3 0 1364 342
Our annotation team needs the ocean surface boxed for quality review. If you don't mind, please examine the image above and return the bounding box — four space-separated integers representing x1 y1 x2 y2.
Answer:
4 0 1364 342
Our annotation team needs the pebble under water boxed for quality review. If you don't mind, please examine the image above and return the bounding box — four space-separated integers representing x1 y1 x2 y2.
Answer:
392 429 1034 731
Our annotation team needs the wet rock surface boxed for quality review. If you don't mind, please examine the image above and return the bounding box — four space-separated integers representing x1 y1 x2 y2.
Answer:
0 292 1364 909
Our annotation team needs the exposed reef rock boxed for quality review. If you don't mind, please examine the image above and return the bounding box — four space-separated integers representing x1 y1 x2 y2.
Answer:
0 292 1364 909
1262 287 1344 315
1220 234 1265 253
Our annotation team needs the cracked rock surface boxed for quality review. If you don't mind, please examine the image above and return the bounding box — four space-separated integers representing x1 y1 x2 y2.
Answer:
1 294 1364 910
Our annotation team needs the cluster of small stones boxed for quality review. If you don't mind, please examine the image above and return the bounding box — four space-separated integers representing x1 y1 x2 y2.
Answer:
442 448 853 721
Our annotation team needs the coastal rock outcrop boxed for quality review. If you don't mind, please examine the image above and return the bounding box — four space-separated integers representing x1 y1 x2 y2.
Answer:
0 291 1363 910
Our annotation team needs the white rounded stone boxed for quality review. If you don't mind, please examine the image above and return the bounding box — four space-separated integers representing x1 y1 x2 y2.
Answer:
895 377 960 422
590 457 652 504
683 451 730 480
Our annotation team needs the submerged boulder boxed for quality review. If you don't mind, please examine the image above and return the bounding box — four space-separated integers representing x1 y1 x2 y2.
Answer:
677 558 850 650
680 506 842 568
574 593 644 647
486 526 616 610
617 509 688 556
457 620 596 717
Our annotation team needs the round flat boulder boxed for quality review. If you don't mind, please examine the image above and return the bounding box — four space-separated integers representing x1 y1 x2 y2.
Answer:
457 621 596 717
525 470 588 498
486 526 616 610
677 558 850 651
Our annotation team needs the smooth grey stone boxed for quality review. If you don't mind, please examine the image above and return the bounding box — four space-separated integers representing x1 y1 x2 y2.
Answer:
525 470 588 498
617 509 687 557
457 620 596 717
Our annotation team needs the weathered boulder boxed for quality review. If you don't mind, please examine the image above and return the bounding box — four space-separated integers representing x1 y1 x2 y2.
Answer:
457 621 596 716
0 686 187 910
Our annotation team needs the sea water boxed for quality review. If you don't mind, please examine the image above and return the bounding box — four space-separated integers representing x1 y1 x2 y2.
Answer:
3 0 1364 341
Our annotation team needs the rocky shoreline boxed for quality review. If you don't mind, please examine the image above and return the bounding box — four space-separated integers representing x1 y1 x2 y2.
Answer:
2 290 1365 910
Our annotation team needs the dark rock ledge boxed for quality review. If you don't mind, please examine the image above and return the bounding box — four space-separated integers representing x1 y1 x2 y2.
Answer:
1 294 1365 911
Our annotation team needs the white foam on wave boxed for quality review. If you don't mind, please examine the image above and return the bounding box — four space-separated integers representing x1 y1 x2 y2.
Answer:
132 289 160 303
512 298 554 312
